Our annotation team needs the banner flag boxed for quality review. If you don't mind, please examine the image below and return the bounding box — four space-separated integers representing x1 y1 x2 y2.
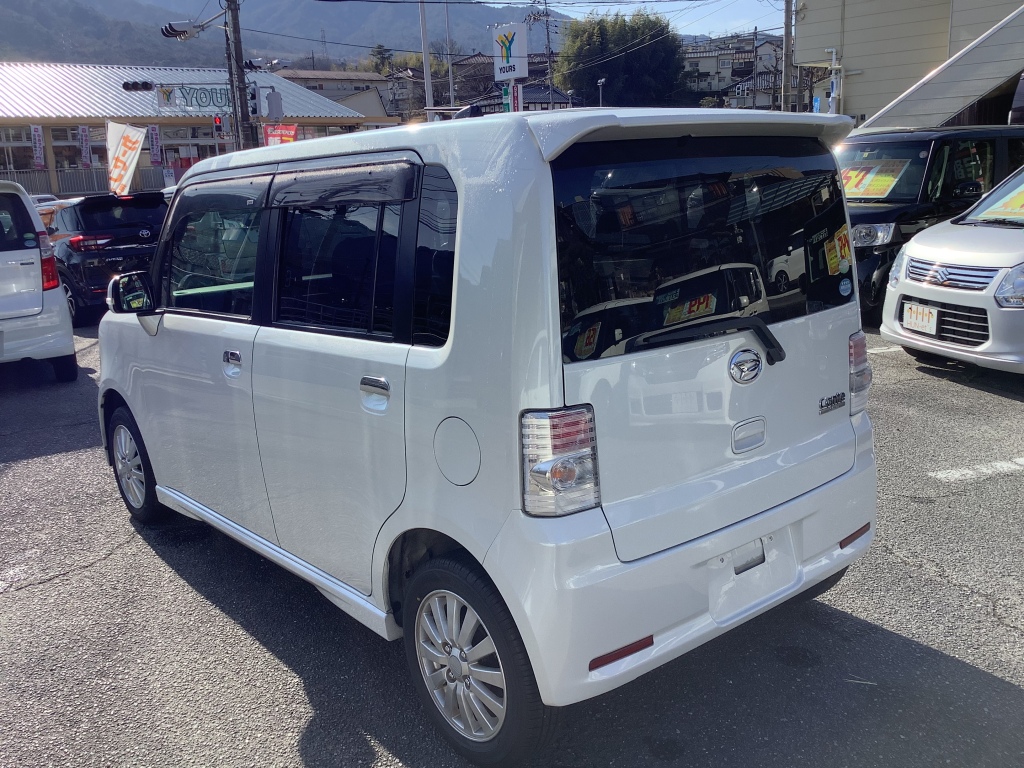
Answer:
106 120 147 195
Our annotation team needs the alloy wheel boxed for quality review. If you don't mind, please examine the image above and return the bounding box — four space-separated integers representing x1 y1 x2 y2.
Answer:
414 589 508 742
63 283 76 321
113 424 146 509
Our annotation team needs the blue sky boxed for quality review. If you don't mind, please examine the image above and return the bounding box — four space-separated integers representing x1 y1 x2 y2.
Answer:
560 0 784 39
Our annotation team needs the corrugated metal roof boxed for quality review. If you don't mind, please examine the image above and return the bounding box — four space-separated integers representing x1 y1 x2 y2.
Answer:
0 62 363 120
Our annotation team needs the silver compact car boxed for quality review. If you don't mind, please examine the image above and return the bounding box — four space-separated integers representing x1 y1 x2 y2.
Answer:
881 165 1024 372
0 180 78 382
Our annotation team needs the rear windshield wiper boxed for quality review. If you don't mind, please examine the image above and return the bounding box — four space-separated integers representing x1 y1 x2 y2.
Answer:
626 315 787 365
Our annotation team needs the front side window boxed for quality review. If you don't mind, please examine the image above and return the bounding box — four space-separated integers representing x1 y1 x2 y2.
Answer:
553 136 852 361
924 139 995 200
159 176 269 317
836 140 931 202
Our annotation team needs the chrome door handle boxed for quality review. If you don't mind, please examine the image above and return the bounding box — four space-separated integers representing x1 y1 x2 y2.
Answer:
223 350 242 364
359 376 390 396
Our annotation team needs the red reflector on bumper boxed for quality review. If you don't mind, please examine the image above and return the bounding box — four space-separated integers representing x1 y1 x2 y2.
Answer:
589 635 654 672
840 523 871 550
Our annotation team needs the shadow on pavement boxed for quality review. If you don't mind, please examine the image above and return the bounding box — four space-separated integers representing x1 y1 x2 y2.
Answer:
910 354 1024 402
139 516 1024 768
0 325 102 463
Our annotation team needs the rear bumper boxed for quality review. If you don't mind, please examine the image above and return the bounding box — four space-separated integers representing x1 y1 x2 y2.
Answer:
485 411 876 707
0 286 76 363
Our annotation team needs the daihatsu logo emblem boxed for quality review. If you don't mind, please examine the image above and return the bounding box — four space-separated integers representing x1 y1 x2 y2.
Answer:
730 349 762 384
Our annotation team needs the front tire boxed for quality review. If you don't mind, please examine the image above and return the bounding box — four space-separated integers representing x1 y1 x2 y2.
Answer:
403 557 559 767
109 406 167 525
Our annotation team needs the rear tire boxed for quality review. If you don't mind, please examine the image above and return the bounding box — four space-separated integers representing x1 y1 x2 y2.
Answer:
403 557 559 767
51 353 78 383
63 281 86 328
109 406 167 525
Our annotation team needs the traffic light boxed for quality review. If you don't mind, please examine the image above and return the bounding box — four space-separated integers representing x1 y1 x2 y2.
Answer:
213 115 224 135
246 83 260 117
122 81 155 91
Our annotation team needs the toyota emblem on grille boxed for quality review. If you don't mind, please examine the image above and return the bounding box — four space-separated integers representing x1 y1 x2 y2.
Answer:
729 349 763 384
139 229 151 239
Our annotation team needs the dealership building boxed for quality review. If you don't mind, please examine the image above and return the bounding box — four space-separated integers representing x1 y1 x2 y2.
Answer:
0 62 397 197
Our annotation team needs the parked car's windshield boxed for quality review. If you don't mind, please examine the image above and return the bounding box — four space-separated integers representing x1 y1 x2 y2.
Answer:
552 136 853 360
961 167 1024 226
835 140 930 202
78 197 168 231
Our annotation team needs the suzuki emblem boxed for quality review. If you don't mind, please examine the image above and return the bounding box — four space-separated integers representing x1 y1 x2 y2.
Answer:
729 349 763 384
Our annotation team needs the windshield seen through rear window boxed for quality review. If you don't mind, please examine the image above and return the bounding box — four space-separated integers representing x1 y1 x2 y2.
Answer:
553 136 854 362
835 140 930 202
79 198 168 231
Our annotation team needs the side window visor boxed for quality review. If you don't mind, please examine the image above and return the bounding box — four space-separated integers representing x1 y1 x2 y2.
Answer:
270 162 419 207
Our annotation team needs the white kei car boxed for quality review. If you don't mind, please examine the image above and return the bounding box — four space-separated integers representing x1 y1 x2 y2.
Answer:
0 181 78 382
881 164 1024 372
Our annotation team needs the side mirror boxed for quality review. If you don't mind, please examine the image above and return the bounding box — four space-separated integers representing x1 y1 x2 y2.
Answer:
954 181 983 199
738 295 750 309
107 271 155 314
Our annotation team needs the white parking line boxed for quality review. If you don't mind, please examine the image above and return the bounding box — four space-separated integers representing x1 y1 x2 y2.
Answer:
867 345 903 355
929 457 1024 483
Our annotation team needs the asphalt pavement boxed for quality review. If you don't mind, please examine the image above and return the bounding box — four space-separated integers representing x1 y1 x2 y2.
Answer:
1 322 1022 768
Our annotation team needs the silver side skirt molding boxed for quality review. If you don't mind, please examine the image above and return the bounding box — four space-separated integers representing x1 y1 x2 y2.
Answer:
156 486 402 641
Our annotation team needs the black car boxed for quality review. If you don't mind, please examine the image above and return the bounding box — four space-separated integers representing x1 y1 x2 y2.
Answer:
836 125 1024 324
49 192 168 326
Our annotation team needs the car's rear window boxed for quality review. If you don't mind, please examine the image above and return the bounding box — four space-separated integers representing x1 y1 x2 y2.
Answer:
552 136 853 361
0 192 37 253
78 197 168 231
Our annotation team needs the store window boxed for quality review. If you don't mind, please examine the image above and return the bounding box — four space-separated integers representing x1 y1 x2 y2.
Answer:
0 126 35 171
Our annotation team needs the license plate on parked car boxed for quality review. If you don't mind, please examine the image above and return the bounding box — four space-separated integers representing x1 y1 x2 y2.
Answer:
903 302 938 335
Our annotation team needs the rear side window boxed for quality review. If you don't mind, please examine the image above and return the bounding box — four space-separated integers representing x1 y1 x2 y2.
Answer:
276 201 399 334
158 176 269 317
553 136 853 361
412 166 457 346
0 193 36 253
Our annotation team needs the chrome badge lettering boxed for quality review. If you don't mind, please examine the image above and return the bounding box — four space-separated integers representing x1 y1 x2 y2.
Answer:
819 392 846 414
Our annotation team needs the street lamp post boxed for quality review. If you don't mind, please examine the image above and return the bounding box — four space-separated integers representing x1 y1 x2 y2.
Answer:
566 89 574 108
597 78 606 108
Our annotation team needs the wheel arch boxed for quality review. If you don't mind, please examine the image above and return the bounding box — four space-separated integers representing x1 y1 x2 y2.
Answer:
99 388 130 466
385 527 484 629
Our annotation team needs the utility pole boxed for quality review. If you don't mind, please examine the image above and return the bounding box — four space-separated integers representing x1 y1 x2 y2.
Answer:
526 1 555 108
444 0 456 107
225 0 255 148
752 26 758 109
419 0 434 111
782 0 794 112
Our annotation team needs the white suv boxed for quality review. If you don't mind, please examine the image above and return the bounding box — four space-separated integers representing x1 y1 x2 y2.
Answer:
0 181 77 382
98 109 876 766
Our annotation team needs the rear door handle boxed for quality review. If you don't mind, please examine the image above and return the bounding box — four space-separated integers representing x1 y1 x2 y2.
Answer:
359 376 390 396
223 350 242 365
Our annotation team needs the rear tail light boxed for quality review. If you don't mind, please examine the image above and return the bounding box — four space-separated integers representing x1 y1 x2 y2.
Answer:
41 254 60 291
849 331 872 415
68 234 113 252
521 406 600 516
